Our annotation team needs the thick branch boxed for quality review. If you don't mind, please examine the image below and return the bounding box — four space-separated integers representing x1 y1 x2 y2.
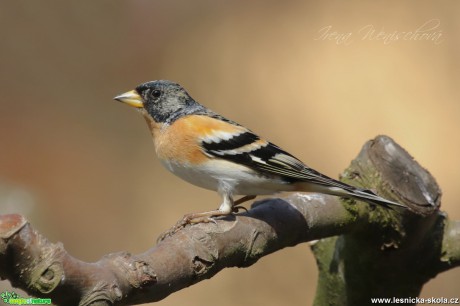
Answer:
0 135 457 306
311 135 449 306
440 219 460 271
0 193 363 306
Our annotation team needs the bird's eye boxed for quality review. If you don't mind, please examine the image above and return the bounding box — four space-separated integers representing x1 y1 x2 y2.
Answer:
151 90 162 99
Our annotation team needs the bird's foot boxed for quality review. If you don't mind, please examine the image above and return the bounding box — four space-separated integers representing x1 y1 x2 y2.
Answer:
157 197 256 242
234 195 256 206
157 209 230 242
231 195 256 213
232 205 248 213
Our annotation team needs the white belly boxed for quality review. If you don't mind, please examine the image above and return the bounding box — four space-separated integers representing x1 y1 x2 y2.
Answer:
161 158 293 196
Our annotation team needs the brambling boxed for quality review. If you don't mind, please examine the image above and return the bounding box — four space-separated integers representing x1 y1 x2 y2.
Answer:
114 80 405 234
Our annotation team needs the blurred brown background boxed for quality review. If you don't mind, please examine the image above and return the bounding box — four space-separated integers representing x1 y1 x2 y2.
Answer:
1 1 459 305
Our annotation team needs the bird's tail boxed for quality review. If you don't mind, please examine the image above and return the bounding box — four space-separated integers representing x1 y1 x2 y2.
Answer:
341 188 405 210
298 182 406 210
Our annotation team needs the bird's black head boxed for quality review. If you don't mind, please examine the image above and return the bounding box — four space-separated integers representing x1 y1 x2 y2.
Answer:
115 80 201 123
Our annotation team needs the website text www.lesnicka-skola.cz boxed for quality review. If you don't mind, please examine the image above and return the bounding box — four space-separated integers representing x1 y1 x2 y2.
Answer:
371 297 459 304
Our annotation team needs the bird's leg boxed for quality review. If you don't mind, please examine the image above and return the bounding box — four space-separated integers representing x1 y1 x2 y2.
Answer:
232 195 257 213
157 194 235 242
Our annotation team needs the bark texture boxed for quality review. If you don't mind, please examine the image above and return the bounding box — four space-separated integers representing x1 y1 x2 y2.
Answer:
0 136 457 306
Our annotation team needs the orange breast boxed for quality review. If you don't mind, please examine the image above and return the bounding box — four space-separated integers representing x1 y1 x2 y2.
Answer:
145 114 246 165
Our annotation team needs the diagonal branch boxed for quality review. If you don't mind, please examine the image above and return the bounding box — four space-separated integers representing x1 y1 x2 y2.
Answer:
0 135 457 306
0 193 361 306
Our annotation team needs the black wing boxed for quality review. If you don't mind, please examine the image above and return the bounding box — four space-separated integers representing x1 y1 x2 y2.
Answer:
201 129 357 191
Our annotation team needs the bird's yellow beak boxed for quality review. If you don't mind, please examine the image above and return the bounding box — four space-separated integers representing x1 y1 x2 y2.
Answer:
114 90 144 108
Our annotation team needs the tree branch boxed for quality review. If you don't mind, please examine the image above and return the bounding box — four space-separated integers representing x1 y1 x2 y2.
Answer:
0 193 358 306
0 135 457 306
311 135 448 305
440 219 460 271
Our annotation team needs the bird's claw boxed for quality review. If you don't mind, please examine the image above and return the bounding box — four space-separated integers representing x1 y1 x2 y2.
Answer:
157 222 186 242
157 214 219 242
232 205 248 213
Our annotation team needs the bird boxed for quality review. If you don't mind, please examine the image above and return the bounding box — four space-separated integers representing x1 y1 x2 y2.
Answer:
114 80 405 236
